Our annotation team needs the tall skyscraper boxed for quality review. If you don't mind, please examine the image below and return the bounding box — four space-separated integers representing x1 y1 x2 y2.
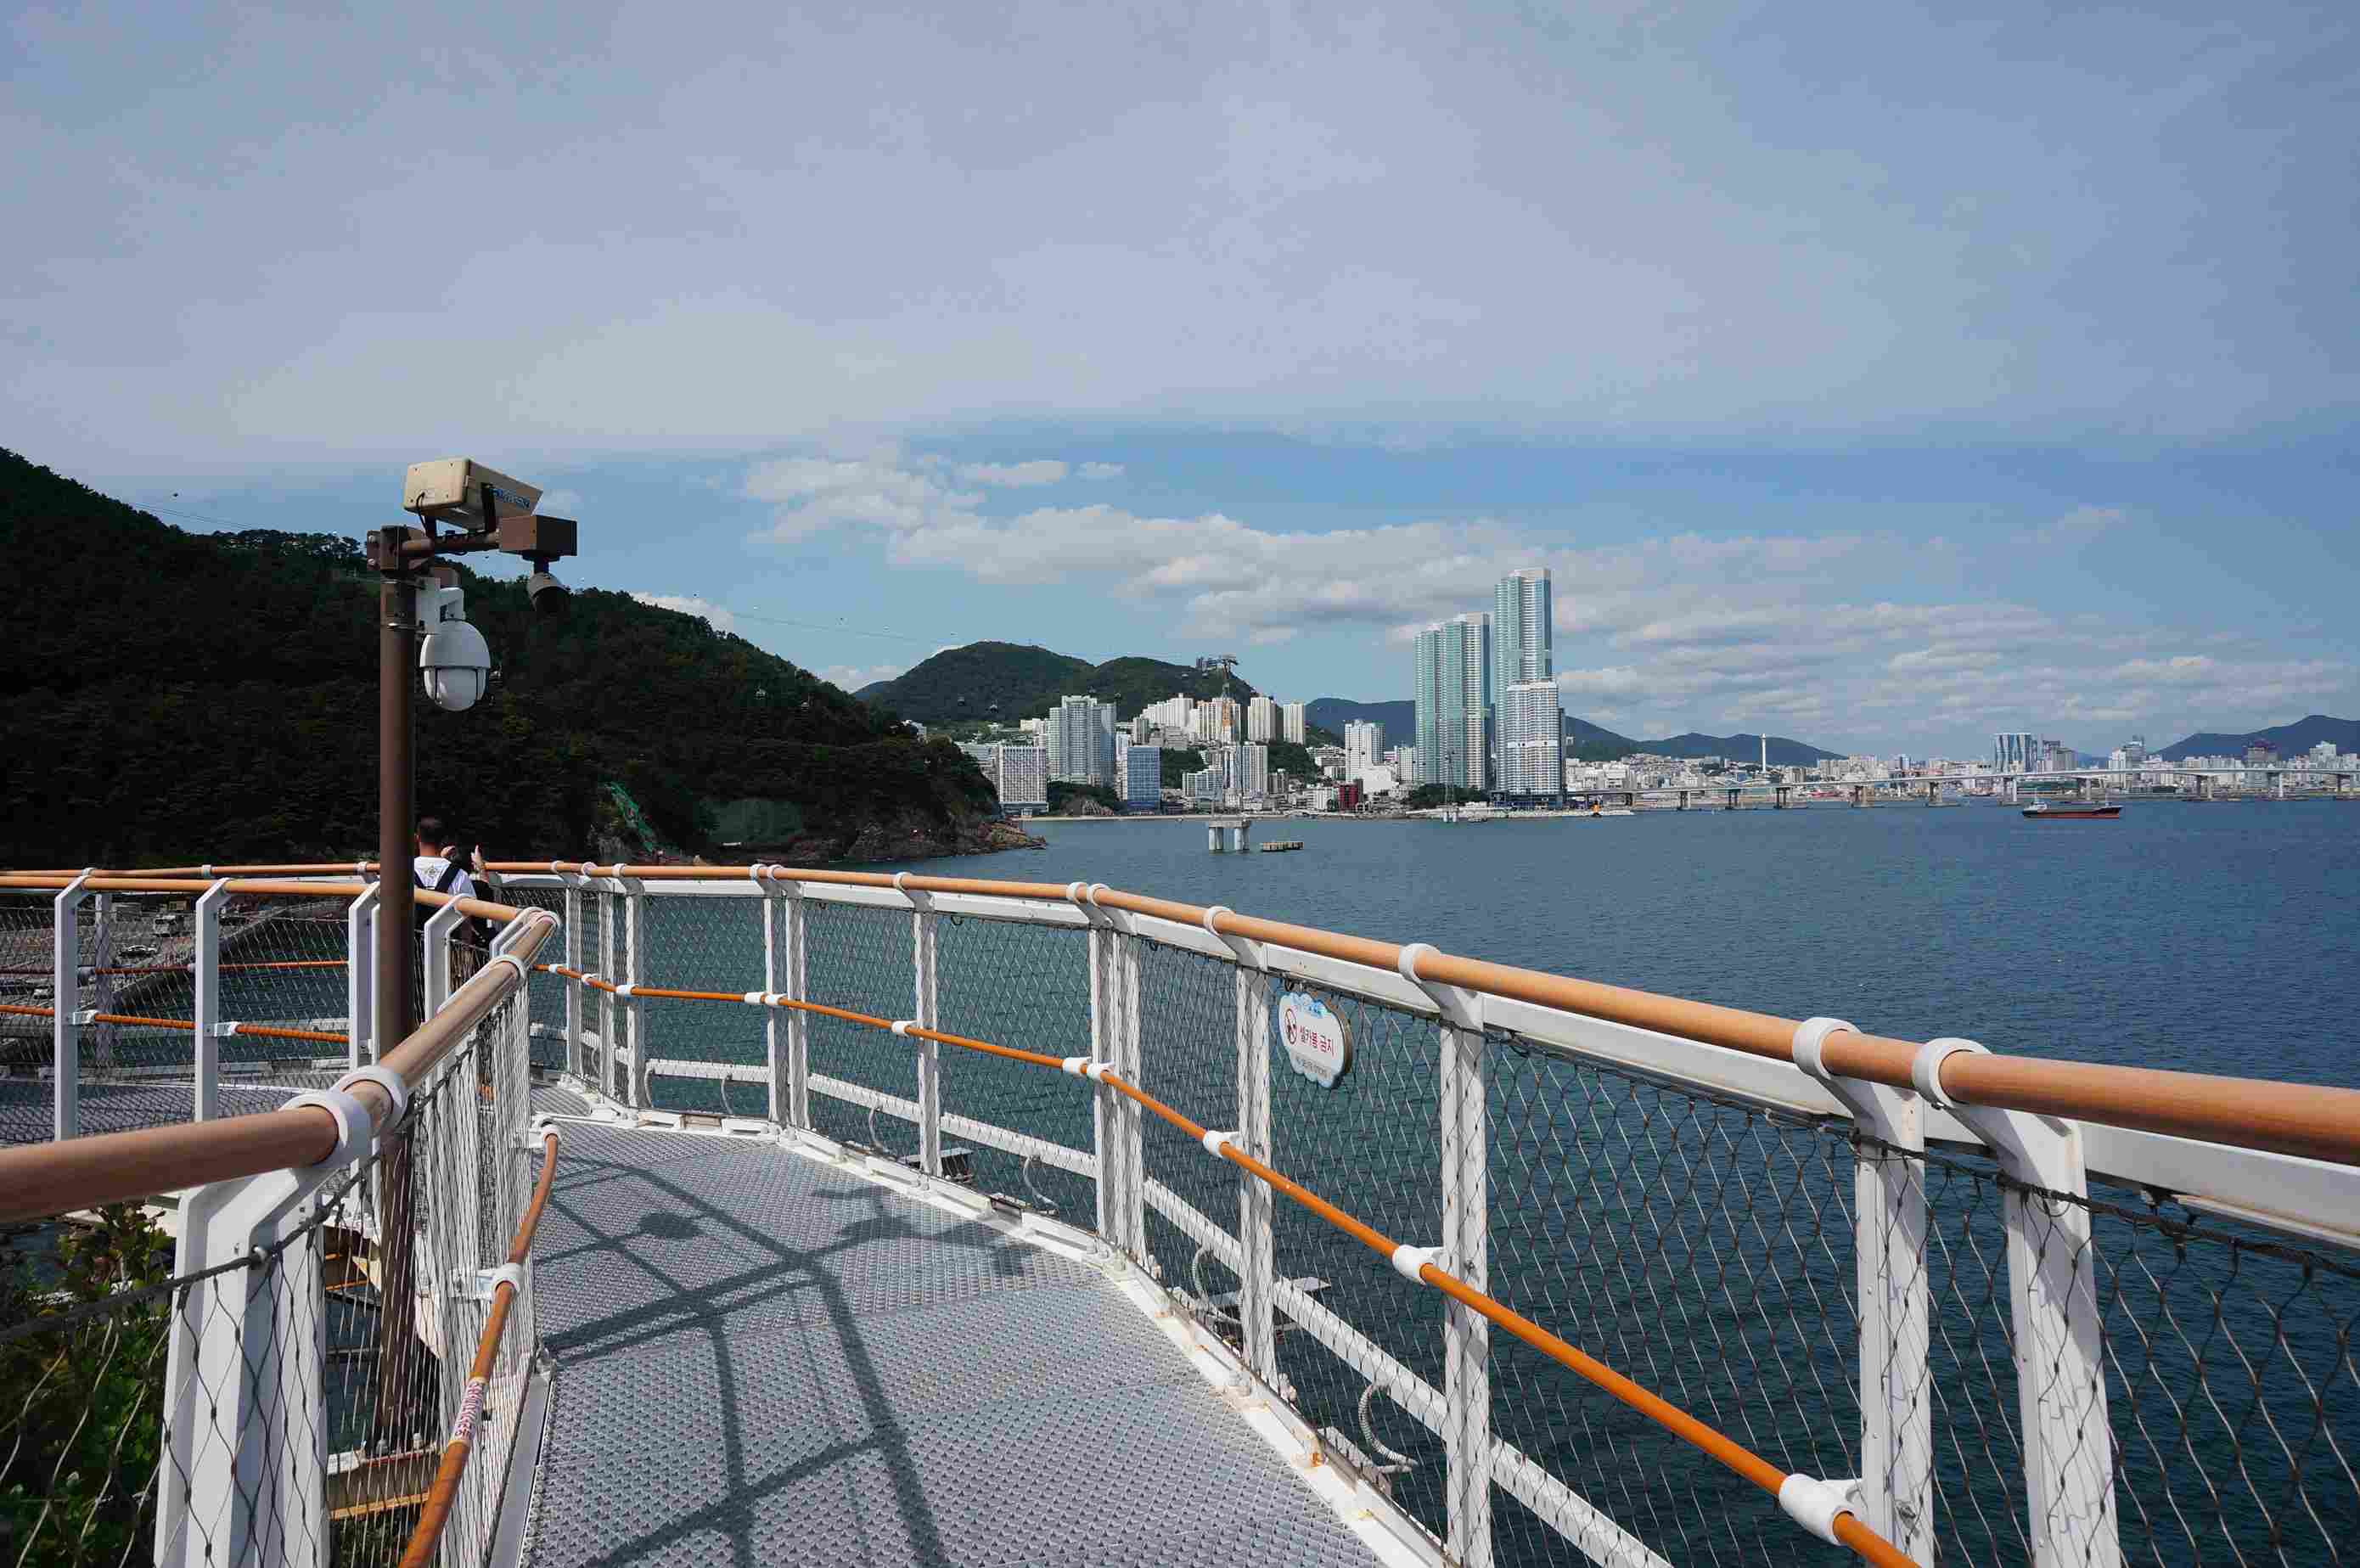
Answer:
1246 695 1278 742
1239 742 1270 800
1048 694 1116 784
1499 683 1562 796
1414 613 1492 790
1993 733 2034 772
1121 743 1161 811
1281 702 1306 744
1344 720 1384 782
1492 569 1559 800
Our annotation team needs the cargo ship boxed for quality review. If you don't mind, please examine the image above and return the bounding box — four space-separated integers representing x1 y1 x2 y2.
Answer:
2023 799 2122 818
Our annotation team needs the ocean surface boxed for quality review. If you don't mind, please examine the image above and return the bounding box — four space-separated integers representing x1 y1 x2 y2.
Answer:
885 798 2360 1087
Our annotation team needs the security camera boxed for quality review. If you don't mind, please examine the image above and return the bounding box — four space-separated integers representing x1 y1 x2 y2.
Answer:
416 581 492 711
525 566 570 618
419 619 492 711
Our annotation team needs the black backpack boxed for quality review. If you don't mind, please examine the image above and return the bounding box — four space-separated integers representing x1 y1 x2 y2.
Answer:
413 859 494 949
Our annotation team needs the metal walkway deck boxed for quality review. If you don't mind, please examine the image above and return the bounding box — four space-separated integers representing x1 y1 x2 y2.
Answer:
518 1107 1388 1568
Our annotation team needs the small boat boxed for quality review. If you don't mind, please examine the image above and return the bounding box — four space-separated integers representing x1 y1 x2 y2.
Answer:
2023 801 2121 819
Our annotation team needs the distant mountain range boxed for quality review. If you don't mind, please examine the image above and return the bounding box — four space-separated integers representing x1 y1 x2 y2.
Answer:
2154 715 2358 762
1304 700 1839 765
856 644 2360 770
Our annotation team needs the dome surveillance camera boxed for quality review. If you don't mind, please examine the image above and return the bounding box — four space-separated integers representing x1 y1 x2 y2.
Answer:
525 568 570 617
419 618 492 711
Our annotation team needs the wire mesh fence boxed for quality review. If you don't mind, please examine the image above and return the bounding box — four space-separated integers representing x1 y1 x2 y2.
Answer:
1 979 538 1568
0 889 364 1148
1259 973 1451 1543
1488 1037 1860 1566
801 900 918 1154
1908 1143 2360 1568
933 912 1094 1216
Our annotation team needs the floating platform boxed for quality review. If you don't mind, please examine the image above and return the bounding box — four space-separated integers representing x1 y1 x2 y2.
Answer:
1257 840 1304 852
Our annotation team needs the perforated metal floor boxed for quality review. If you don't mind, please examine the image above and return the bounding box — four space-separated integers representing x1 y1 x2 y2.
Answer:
520 1112 1382 1568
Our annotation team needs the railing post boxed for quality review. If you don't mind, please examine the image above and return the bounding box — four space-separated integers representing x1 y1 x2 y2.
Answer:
346 884 377 1067
895 874 941 1177
1205 907 1277 1381
422 900 464 1016
157 1162 338 1568
1934 1038 2121 1568
621 875 647 1109
780 877 809 1127
1794 1019 1933 1564
51 871 91 1140
562 874 585 1081
1402 945 1493 1568
87 891 115 1080
598 881 619 1100
1075 884 1143 1262
193 880 232 1122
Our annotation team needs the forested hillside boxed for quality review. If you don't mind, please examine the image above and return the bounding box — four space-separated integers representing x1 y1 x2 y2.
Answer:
856 643 1262 722
0 450 996 864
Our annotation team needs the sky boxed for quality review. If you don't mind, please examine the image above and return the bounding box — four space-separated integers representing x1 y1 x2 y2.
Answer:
7 0 2357 756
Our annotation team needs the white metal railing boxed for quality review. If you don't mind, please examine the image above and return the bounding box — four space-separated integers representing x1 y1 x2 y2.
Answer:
0 886 548 1568
486 868 2360 1568
8 868 2356 1568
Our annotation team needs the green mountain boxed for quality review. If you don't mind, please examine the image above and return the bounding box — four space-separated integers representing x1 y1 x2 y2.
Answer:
856 643 1262 722
1639 732 1840 766
0 449 997 865
2156 716 2358 762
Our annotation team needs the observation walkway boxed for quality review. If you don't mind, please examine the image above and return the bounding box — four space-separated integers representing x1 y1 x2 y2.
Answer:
519 1093 1395 1568
3 858 2357 1568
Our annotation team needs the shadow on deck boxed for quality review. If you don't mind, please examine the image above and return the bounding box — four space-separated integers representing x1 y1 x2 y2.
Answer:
519 1106 1381 1568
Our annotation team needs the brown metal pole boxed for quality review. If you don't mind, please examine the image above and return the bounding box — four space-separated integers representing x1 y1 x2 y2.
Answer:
374 554 420 1447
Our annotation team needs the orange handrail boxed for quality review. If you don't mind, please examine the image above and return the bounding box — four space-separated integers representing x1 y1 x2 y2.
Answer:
0 1004 346 1043
498 862 2360 1166
531 964 1912 1565
0 912 557 1225
397 1129 562 1568
0 873 532 928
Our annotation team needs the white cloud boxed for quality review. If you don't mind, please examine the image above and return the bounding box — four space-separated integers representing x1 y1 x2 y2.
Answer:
955 459 1068 487
818 661 906 692
13 3 2352 475
741 446 2357 748
630 593 736 632
742 452 981 542
1077 463 1126 480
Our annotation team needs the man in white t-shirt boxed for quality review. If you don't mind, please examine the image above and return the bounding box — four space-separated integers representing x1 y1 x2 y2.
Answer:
413 816 485 982
412 816 478 902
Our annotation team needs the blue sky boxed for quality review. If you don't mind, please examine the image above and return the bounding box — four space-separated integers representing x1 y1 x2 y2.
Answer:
8 1 2356 756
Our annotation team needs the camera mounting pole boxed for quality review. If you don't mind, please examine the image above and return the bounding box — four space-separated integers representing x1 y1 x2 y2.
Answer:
361 459 580 1442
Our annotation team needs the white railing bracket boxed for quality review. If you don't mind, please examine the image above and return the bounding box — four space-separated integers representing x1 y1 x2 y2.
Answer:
1397 942 1483 1031
1778 1474 1862 1544
1390 1244 1443 1281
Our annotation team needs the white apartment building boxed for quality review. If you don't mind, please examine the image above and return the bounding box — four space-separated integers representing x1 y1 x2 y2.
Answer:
1344 720 1384 782
1247 695 1278 742
1282 702 1306 744
1499 681 1562 797
1239 742 1269 799
1414 613 1491 791
993 745 1048 812
1490 569 1560 799
1047 694 1117 784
